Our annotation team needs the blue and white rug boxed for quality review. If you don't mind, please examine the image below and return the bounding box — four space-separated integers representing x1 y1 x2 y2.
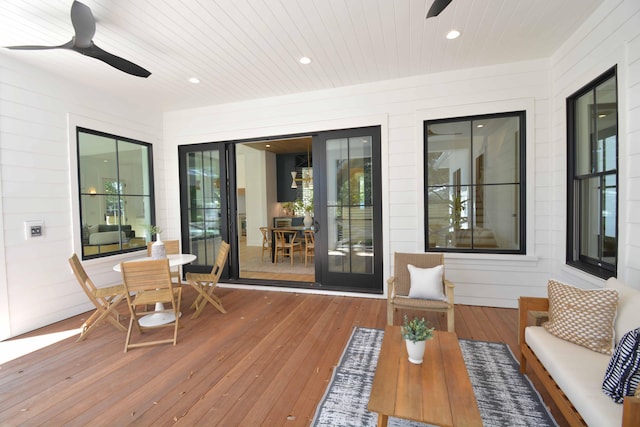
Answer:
311 327 557 427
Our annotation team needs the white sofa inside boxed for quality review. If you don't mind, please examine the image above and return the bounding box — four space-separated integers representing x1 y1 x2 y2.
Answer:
519 278 640 427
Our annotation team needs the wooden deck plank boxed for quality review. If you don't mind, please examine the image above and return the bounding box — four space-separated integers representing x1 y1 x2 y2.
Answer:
0 287 526 427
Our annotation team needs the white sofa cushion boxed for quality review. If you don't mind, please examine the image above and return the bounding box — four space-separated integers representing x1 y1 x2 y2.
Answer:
606 278 640 344
526 326 622 427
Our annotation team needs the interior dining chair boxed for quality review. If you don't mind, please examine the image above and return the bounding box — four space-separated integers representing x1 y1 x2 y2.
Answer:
120 258 182 352
387 252 455 332
186 240 230 319
146 239 182 285
68 253 127 342
274 229 302 265
259 227 271 262
304 229 315 267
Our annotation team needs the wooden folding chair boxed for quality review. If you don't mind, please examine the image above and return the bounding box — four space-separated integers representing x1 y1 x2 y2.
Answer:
68 253 127 342
120 258 182 352
186 241 230 319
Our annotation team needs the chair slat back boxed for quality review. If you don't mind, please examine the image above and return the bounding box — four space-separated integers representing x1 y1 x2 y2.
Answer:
69 253 97 297
393 252 445 296
208 241 230 281
146 239 180 256
164 240 180 255
121 259 173 293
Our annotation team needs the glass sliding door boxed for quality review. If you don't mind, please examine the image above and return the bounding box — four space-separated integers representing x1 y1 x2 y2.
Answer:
179 143 229 276
313 127 382 293
177 127 382 292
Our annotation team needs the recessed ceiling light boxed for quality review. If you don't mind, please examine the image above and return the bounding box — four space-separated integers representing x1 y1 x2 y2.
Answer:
477 124 484 128
266 144 271 148
188 77 200 84
299 56 312 65
446 30 460 40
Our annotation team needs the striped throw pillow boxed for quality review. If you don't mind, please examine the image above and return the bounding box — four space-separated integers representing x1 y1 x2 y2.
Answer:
543 280 618 354
602 328 640 403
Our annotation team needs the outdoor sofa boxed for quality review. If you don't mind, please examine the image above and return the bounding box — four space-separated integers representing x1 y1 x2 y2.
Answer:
519 277 640 427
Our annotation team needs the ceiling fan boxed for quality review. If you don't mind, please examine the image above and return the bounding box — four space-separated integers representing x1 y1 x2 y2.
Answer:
427 0 453 18
5 1 151 78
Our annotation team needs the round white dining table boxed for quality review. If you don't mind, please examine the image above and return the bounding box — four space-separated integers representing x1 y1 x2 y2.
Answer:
113 253 197 327
113 253 196 272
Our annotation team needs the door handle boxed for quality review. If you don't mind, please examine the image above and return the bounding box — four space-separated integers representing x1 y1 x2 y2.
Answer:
314 220 320 233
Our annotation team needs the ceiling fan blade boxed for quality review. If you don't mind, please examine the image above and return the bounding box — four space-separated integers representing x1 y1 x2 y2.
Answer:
6 1 150 77
75 43 151 78
6 40 75 50
427 0 453 18
70 1 96 48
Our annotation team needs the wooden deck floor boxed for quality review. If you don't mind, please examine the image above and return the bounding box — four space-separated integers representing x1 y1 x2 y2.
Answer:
0 286 522 426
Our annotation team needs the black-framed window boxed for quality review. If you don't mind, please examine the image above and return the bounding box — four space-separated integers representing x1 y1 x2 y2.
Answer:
424 111 526 253
77 127 155 259
567 67 618 278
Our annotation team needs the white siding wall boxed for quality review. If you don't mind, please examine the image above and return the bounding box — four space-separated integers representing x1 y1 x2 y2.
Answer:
549 0 640 286
0 56 163 339
163 61 549 308
163 0 640 309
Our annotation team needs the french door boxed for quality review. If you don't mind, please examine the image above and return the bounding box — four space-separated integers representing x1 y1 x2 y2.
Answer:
177 126 382 293
178 143 231 277
312 126 383 293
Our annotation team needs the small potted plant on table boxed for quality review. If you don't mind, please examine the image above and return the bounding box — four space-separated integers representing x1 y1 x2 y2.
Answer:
401 315 434 364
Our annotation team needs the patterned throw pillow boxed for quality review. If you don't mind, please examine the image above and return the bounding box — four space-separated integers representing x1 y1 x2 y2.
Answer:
602 328 640 403
543 279 618 354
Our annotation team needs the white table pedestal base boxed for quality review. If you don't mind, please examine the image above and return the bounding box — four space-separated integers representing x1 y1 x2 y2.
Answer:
139 302 182 327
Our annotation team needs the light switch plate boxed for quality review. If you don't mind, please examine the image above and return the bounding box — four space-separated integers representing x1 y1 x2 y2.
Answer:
24 220 44 239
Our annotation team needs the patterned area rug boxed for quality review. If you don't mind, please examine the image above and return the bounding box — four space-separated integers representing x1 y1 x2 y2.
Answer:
311 327 557 427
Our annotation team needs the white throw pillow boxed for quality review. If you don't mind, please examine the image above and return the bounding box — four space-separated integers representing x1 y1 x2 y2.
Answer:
407 264 446 301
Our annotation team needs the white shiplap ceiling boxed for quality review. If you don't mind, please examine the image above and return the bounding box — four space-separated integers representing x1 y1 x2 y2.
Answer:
0 0 604 112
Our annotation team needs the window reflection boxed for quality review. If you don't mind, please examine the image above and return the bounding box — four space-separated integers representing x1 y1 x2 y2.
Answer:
568 68 617 277
425 113 524 252
77 128 153 259
186 151 223 266
326 136 374 273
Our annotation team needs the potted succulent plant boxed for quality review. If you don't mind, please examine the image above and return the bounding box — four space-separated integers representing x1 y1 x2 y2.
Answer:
401 315 435 364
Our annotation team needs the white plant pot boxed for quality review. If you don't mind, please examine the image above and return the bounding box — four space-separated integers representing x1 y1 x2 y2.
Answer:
405 339 426 364
151 234 166 259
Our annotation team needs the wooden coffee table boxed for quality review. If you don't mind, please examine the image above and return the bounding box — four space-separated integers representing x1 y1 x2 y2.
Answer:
368 325 482 427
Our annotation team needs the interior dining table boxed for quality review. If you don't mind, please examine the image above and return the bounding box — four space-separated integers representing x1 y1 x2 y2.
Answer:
113 253 196 326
